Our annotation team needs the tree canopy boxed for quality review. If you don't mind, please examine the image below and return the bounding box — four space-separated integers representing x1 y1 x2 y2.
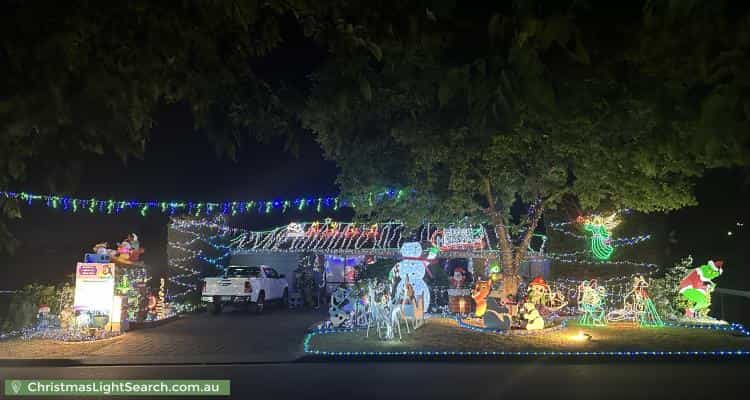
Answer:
0 0 376 251
1 0 749 269
302 0 750 295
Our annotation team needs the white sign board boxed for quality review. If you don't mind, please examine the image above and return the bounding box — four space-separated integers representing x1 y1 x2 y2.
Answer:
73 262 116 314
441 228 484 250
285 222 305 239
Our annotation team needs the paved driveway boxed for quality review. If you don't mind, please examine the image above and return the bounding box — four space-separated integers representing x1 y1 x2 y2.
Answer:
0 308 326 364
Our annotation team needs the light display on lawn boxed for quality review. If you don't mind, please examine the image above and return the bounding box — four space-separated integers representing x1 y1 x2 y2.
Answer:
471 279 492 318
577 280 608 327
391 242 437 313
547 210 656 267
607 276 664 327
329 286 358 328
323 278 424 341
482 291 512 330
679 260 723 318
524 276 568 312
430 227 487 251
167 217 491 298
581 214 618 260
520 302 545 330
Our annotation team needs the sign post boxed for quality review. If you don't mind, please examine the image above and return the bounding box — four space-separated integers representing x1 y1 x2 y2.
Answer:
73 262 116 330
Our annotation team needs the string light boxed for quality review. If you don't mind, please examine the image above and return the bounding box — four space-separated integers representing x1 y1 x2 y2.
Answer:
302 320 750 357
0 188 408 216
546 210 656 267
546 253 658 268
171 217 497 256
455 316 567 335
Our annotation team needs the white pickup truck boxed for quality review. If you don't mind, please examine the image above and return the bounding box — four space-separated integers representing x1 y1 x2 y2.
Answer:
201 265 289 314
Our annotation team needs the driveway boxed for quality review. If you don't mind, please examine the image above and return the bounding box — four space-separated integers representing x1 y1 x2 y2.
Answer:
0 308 326 364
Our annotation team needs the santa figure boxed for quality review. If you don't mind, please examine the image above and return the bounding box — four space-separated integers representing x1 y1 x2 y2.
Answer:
449 267 467 288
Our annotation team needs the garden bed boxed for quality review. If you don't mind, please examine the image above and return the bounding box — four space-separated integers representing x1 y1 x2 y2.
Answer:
304 317 750 357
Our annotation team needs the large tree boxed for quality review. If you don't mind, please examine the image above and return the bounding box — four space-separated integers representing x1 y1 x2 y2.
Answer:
303 0 750 297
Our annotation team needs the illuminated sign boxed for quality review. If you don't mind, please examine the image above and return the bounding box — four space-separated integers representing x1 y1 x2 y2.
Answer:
73 262 116 314
431 227 485 251
286 222 305 239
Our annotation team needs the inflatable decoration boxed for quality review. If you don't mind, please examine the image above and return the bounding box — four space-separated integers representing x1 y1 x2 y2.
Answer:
679 260 723 318
471 279 492 317
450 267 467 289
447 266 473 314
521 302 544 330
483 292 512 330
93 234 145 266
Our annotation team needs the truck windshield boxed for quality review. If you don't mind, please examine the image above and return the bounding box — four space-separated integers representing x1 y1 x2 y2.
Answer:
225 266 261 277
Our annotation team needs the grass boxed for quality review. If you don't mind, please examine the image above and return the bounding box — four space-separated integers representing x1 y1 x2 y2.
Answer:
307 317 750 354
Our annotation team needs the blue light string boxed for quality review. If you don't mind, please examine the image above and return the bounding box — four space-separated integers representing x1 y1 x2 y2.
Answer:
302 321 750 357
0 188 407 216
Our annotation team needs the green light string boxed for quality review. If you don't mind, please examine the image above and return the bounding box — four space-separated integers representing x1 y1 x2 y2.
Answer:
0 188 405 217
584 222 614 260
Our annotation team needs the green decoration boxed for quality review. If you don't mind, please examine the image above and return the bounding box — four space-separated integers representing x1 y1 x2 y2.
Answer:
678 260 723 318
584 222 614 260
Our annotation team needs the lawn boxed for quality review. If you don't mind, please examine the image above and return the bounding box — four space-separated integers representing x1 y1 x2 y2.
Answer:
306 317 750 354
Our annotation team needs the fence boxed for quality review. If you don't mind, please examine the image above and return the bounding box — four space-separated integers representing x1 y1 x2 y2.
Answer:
0 290 17 325
714 288 750 326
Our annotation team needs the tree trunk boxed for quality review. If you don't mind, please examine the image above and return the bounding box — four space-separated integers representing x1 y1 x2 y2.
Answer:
484 179 519 300
483 179 546 301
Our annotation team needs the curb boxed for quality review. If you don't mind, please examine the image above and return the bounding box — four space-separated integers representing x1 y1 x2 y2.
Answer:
0 359 82 367
127 315 181 331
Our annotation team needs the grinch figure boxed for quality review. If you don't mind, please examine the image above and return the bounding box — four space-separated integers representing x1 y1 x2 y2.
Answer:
678 260 723 318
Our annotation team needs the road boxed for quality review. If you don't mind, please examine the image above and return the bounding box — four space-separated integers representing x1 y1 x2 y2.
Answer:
2 360 748 399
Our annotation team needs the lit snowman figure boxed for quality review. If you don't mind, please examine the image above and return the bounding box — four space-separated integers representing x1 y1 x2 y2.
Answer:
394 242 437 313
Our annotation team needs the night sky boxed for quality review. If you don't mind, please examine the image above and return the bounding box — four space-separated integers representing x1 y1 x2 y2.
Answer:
0 103 343 290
